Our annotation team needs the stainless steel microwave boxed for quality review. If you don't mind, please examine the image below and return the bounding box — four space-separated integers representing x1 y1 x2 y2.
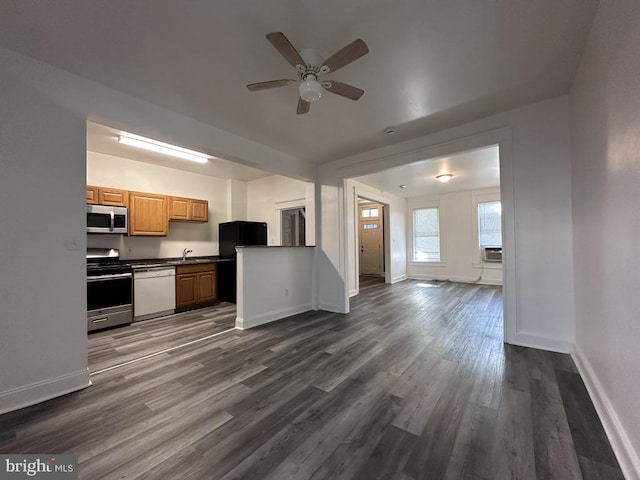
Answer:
87 204 128 234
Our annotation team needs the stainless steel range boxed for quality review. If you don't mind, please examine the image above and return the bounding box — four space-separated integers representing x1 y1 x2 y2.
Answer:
87 248 133 332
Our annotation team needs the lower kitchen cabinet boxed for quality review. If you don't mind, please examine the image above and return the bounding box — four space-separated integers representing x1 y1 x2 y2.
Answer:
176 263 217 312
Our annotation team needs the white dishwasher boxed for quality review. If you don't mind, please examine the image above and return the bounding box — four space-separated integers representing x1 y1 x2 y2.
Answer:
134 267 176 321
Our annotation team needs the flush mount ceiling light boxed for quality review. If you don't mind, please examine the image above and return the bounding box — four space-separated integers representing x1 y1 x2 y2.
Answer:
118 132 210 164
436 173 454 183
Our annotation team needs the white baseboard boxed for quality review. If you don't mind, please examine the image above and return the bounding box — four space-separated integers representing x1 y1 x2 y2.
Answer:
0 368 91 415
390 274 407 284
236 303 312 329
349 288 358 298
318 302 344 313
508 332 573 354
573 345 640 480
408 273 502 286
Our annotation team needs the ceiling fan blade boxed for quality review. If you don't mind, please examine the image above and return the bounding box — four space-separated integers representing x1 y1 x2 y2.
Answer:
247 79 295 91
321 39 369 73
266 32 306 68
297 97 311 115
324 81 365 101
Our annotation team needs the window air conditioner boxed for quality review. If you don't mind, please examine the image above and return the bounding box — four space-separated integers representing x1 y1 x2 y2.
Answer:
482 247 502 263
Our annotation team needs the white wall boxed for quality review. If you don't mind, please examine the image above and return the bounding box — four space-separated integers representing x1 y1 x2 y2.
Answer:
226 179 247 221
345 179 407 297
407 188 503 285
0 46 315 414
570 1 640 477
246 175 316 246
87 151 228 259
319 96 575 353
236 247 315 329
0 55 90 413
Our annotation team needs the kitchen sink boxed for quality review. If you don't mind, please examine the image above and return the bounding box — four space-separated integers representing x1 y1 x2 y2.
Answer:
168 258 214 265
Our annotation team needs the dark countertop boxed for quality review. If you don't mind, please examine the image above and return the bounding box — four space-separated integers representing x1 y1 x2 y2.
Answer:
127 256 234 270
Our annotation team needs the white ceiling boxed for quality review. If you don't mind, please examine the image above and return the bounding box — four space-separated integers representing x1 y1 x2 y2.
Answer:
86 122 271 182
355 145 500 198
0 1 597 165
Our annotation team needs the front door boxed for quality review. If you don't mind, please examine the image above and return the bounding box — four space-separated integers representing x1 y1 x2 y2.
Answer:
359 203 384 275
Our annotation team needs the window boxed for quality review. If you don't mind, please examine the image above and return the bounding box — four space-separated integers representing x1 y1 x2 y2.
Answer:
360 207 379 218
478 201 502 247
413 207 440 261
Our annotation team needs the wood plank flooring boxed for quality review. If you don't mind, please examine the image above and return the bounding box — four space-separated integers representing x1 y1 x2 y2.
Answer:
0 279 624 480
88 302 237 372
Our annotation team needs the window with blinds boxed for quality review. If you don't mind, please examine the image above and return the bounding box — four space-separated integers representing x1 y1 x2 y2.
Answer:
478 201 502 247
413 207 440 261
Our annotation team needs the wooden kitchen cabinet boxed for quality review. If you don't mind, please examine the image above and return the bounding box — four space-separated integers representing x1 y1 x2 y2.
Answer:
87 185 129 207
176 263 217 312
128 191 168 236
86 185 99 204
87 184 205 235
197 270 216 302
99 187 129 207
169 196 208 222
176 273 198 308
190 199 208 222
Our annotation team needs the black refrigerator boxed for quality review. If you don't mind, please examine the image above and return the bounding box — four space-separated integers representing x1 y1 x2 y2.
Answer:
217 221 268 302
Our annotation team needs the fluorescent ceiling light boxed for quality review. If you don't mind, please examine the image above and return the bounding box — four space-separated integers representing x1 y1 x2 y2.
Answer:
118 132 209 164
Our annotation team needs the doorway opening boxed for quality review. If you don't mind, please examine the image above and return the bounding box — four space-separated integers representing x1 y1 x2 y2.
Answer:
281 207 306 246
344 137 511 343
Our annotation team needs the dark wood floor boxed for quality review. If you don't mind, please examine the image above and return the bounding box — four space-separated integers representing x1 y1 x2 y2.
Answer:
0 279 623 480
88 302 237 372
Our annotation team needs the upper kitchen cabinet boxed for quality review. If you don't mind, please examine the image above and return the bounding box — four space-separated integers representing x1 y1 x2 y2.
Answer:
86 185 128 207
99 187 129 207
86 185 99 204
128 191 168 236
169 196 208 222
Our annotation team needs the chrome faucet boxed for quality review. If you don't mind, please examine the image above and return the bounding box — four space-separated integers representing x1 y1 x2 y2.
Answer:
182 248 193 261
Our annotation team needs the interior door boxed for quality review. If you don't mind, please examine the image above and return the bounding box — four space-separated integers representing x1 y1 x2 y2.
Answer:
281 208 306 246
359 204 384 275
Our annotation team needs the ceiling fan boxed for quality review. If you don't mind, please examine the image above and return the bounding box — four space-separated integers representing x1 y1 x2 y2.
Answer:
247 32 369 114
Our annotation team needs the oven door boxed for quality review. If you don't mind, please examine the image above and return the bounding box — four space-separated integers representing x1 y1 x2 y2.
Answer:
87 205 128 234
87 273 133 331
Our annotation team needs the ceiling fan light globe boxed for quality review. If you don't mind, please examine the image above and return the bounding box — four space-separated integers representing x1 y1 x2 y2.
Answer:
299 80 323 102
